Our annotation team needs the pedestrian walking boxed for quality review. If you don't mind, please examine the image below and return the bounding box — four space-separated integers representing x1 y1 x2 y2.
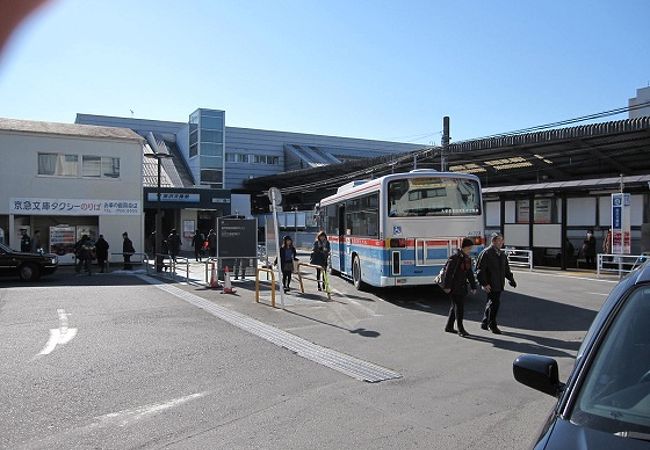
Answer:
191 229 205 262
167 229 181 263
442 238 477 338
95 234 109 272
476 232 517 334
122 232 135 270
582 229 597 268
20 229 31 253
310 231 330 291
31 230 42 253
275 235 298 292
207 229 217 257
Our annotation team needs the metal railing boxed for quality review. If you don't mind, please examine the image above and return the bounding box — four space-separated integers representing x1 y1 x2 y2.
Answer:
296 262 331 301
151 253 191 282
255 267 277 308
597 253 649 278
107 252 149 273
505 249 533 271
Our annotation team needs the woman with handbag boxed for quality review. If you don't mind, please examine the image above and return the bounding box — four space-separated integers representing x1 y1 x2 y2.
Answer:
310 231 330 291
277 235 298 292
442 237 477 337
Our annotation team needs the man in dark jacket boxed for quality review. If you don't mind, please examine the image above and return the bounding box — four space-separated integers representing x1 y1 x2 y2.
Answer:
122 232 135 270
167 229 181 263
191 230 204 262
20 229 31 253
95 234 109 273
476 232 517 334
207 229 217 257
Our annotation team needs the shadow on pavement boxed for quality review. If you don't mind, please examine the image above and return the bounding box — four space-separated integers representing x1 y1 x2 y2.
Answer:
284 309 381 338
465 333 576 359
379 286 598 333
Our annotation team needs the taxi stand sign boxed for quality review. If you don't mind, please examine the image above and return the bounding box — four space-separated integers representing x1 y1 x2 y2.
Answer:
611 193 631 254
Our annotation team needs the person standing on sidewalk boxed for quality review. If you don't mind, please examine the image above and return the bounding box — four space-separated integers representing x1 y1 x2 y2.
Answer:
167 229 181 263
442 238 477 338
207 229 217 257
476 232 517 334
582 229 597 268
95 234 109 273
275 235 298 292
20 229 31 253
191 229 204 262
122 232 135 270
310 231 330 291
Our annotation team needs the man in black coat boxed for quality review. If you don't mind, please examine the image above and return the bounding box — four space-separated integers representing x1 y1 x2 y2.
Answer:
476 232 517 334
122 232 135 270
95 234 109 273
167 229 181 263
191 229 204 262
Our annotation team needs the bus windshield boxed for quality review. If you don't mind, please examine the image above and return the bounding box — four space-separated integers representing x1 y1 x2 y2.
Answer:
388 177 481 217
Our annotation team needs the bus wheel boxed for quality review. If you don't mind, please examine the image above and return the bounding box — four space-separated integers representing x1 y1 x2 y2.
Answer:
352 256 366 291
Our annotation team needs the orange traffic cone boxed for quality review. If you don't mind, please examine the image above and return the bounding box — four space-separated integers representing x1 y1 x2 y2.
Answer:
209 262 219 289
223 265 236 294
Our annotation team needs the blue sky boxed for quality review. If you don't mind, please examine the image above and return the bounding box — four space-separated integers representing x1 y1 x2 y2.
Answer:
0 0 648 143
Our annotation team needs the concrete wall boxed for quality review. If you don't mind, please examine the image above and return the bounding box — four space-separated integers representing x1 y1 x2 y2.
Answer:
629 86 650 119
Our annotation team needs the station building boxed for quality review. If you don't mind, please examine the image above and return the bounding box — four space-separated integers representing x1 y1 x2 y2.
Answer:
75 109 420 245
0 119 145 263
245 117 650 269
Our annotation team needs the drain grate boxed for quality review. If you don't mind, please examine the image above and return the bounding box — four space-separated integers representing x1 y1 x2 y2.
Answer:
138 275 401 383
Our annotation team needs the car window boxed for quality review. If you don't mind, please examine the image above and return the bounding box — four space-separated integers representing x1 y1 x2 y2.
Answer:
571 285 650 437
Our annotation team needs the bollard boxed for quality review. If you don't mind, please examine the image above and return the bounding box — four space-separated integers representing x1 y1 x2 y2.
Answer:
209 262 219 289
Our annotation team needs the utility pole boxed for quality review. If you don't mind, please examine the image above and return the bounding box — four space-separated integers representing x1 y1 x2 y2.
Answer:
441 116 450 172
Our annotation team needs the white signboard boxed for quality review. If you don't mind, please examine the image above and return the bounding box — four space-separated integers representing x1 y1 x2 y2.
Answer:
10 198 141 216
611 193 631 254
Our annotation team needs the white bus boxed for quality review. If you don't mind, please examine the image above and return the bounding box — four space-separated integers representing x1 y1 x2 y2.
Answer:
319 169 484 289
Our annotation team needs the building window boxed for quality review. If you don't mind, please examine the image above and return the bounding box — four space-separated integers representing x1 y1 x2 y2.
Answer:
226 152 280 165
82 155 101 177
38 153 78 177
102 157 120 178
82 156 120 178
200 169 223 184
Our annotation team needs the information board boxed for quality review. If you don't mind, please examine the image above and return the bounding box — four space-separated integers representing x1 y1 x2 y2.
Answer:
217 218 257 258
611 193 631 254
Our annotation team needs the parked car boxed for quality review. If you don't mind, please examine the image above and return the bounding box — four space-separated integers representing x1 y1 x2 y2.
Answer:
513 261 650 449
0 242 58 281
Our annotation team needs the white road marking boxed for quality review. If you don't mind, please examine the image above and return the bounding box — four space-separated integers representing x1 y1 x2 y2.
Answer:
588 292 609 296
37 309 78 356
91 392 208 428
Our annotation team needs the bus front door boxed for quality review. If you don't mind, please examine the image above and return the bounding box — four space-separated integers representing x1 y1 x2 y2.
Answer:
338 205 346 272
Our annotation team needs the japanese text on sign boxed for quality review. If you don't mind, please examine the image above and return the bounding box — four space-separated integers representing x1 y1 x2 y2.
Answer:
9 198 141 216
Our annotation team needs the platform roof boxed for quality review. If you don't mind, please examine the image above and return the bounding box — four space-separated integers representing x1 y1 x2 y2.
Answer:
244 117 650 201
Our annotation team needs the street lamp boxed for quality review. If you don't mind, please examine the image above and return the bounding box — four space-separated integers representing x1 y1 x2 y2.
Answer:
144 152 173 272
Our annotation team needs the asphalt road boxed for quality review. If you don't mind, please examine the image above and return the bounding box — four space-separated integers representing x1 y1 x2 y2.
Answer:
0 267 616 449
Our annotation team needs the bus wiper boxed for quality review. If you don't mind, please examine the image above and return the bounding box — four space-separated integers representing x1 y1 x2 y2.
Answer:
614 431 650 441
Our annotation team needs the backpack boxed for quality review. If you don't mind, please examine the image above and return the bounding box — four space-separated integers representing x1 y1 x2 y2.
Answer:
433 254 461 289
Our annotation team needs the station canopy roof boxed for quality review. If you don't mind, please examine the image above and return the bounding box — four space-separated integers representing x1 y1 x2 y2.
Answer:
244 117 650 198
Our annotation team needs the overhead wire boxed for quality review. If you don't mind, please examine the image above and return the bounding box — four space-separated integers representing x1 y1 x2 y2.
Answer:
272 101 650 194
